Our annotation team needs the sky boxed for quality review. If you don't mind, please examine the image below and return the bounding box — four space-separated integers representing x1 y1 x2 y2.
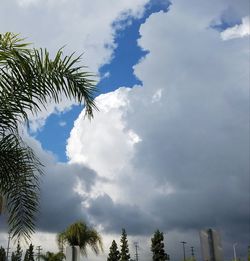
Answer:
0 0 250 261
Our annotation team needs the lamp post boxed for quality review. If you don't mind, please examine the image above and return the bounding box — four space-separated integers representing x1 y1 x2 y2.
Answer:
191 246 195 260
233 243 237 261
6 232 11 261
180 241 187 261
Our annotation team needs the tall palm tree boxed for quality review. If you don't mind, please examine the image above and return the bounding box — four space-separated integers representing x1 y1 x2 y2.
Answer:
40 252 65 261
0 33 97 239
57 221 103 260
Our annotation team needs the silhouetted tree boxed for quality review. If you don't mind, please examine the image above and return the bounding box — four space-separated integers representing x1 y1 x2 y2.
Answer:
151 230 169 261
107 240 120 261
0 247 6 261
23 250 28 261
120 229 130 261
11 252 16 261
11 241 22 261
24 244 35 261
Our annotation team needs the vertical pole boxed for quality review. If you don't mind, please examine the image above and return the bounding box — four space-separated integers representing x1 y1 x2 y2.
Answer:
191 246 195 260
233 243 237 261
6 233 11 261
36 246 42 261
134 242 139 261
180 241 187 261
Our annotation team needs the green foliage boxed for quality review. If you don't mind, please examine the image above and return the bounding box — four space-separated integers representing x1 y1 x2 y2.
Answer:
57 221 103 257
120 229 130 261
0 246 6 261
107 240 120 261
0 133 41 240
24 244 35 261
0 195 3 214
11 252 17 261
40 252 65 261
0 32 97 239
151 230 169 261
186 257 196 261
11 241 22 261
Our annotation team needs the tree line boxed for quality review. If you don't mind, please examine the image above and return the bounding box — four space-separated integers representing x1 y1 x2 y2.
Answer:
1 242 34 261
1 224 250 261
0 228 169 261
0 243 65 261
107 228 170 261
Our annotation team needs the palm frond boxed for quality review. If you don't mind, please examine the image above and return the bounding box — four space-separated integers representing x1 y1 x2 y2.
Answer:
0 32 98 240
87 229 103 255
57 221 103 257
0 32 30 50
0 134 42 239
0 33 98 131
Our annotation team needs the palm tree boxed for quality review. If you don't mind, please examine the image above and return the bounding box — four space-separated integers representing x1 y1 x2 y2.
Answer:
57 221 103 260
40 252 65 261
0 32 97 239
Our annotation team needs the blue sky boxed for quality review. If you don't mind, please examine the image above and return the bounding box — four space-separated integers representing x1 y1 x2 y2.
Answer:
35 0 170 162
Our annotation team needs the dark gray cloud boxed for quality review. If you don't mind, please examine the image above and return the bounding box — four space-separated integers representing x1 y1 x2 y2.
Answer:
87 194 155 235
120 0 250 257
23 135 98 233
38 163 97 232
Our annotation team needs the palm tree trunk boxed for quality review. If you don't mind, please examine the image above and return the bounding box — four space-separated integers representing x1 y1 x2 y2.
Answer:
72 246 78 261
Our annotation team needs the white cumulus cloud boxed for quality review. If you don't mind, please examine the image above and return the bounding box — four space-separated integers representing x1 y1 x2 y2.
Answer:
221 16 250 40
67 87 141 180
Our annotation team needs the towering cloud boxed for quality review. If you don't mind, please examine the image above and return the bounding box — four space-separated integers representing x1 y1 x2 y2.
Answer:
67 0 249 259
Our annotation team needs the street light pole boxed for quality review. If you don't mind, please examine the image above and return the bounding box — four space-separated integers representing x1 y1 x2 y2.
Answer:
180 241 187 261
191 246 195 259
233 243 237 261
6 232 11 261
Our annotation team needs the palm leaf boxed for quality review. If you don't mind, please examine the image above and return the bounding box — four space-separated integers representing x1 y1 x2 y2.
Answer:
0 32 98 239
57 221 103 257
0 134 42 239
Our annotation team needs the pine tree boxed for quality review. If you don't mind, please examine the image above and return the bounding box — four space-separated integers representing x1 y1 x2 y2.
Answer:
0 247 6 261
107 240 120 261
151 230 169 261
12 242 22 261
24 244 35 261
11 252 17 261
29 244 35 261
120 229 130 261
24 250 29 261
